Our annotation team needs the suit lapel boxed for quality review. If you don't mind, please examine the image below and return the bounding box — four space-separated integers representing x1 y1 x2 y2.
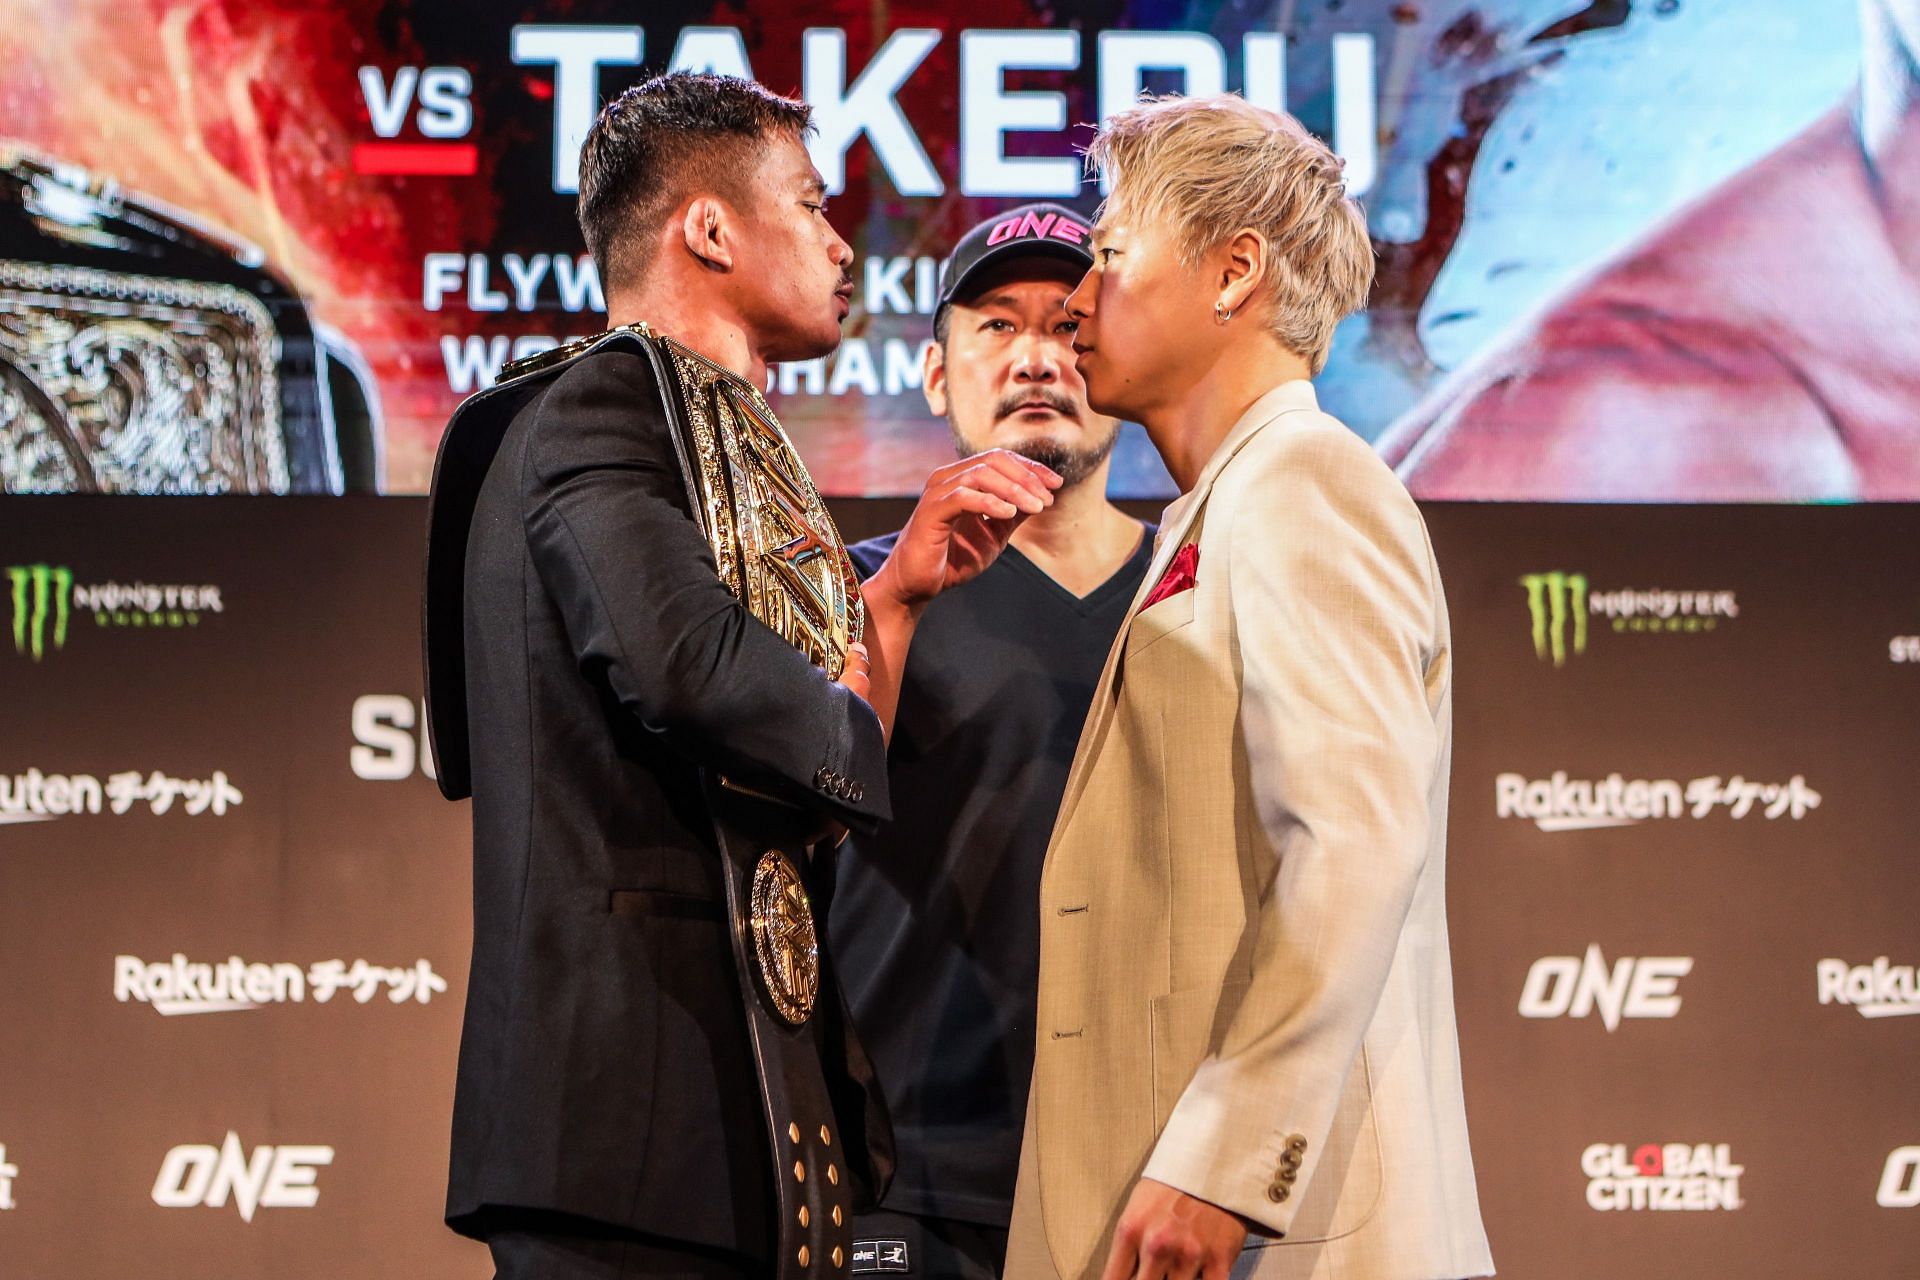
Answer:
1048 488 1210 832
1048 381 1323 840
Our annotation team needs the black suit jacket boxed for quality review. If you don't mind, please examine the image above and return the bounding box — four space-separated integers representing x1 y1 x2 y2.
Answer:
423 342 891 1256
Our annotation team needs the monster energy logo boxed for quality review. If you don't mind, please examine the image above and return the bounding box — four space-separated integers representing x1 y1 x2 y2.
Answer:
1523 572 1738 666
7 564 72 661
1522 572 1587 666
5 568 225 659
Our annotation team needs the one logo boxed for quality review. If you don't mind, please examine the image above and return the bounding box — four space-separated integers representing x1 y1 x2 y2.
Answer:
1582 1143 1744 1212
0 1143 16 1211
1521 571 1737 666
984 207 1088 248
1496 772 1819 831
4 566 223 660
1880 1148 1920 1208
1817 957 1920 1019
115 954 447 1015
0 769 243 826
6 564 70 660
151 1133 332 1222
851 1239 911 1274
1892 637 1920 664
1519 947 1691 1031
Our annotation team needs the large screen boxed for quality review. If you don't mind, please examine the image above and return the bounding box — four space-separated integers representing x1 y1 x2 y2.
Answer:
0 1 1894 500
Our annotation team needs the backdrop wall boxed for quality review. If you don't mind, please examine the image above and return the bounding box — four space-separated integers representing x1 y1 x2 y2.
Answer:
1 496 1915 1276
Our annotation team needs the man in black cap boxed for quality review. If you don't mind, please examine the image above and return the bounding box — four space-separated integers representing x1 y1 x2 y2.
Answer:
828 204 1154 1279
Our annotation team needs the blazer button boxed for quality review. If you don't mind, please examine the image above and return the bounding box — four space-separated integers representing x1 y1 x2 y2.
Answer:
851 783 865 802
1266 1182 1290 1203
1285 1134 1308 1153
814 767 831 790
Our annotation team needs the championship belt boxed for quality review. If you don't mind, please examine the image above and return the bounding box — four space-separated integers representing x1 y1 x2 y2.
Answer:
0 147 384 494
499 326 874 1277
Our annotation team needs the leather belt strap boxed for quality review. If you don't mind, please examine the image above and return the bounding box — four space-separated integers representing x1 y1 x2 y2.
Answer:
705 779 854 1277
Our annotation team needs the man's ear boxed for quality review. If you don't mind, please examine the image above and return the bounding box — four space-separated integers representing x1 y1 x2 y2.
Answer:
1218 227 1267 317
681 197 733 272
922 336 949 417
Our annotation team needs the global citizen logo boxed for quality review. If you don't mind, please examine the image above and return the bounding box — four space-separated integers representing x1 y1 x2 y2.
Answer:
1582 1143 1744 1212
5 563 224 660
0 769 243 825
151 1134 332 1222
1496 772 1819 832
1519 947 1691 1031
1881 1148 1920 1208
1521 571 1737 666
1818 957 1920 1019
115 954 448 1015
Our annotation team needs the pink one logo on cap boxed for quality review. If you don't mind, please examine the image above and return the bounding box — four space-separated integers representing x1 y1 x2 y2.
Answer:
985 209 1088 247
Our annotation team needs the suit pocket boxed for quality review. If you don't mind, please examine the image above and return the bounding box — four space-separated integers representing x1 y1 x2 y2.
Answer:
1125 589 1197 660
608 888 724 922
1148 980 1251 1129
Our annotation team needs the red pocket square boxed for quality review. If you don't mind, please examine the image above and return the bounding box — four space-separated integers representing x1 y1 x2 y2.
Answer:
1141 543 1199 610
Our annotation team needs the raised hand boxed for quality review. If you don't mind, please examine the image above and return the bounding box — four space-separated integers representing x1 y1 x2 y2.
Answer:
866 450 1061 616
854 450 1060 744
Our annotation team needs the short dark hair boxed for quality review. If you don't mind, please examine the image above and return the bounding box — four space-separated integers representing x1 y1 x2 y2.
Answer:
933 303 953 350
577 72 814 291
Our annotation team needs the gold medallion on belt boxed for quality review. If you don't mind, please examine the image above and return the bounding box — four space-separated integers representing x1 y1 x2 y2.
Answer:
750 849 819 1024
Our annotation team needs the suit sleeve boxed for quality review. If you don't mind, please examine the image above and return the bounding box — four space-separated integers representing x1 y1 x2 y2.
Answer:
520 349 889 829
1141 424 1440 1233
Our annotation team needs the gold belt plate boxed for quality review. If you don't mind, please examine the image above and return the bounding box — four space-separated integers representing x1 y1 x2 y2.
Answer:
749 849 820 1025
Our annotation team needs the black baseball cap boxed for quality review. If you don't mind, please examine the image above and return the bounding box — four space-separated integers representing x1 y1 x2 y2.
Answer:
936 202 1096 312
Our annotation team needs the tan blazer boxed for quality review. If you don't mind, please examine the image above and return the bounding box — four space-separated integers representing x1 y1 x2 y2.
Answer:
1006 381 1494 1280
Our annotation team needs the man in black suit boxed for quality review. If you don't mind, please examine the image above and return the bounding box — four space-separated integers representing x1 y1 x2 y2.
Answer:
422 74 1059 1279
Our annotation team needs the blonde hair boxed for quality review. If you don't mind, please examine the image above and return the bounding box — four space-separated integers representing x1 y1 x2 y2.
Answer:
1086 94 1374 374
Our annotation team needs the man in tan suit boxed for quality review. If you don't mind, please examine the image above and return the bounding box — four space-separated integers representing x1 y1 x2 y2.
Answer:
1004 95 1494 1280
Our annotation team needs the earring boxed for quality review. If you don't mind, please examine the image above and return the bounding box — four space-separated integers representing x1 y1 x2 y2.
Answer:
1214 300 1232 324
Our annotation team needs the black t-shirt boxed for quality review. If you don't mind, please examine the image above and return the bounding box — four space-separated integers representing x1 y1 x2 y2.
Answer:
831 526 1154 1226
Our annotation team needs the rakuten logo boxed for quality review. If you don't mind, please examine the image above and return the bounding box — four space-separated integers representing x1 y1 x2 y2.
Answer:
1518 946 1692 1031
151 1133 333 1222
1880 1148 1920 1208
1817 957 1920 1019
115 953 447 1015
1495 771 1818 831
1582 1143 1744 1212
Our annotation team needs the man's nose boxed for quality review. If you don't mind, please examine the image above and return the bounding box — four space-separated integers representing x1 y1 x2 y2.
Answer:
1012 334 1062 382
829 231 854 270
1063 269 1095 320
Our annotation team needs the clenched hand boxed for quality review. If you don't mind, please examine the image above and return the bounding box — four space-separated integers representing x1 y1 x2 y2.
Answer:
1099 1178 1249 1280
